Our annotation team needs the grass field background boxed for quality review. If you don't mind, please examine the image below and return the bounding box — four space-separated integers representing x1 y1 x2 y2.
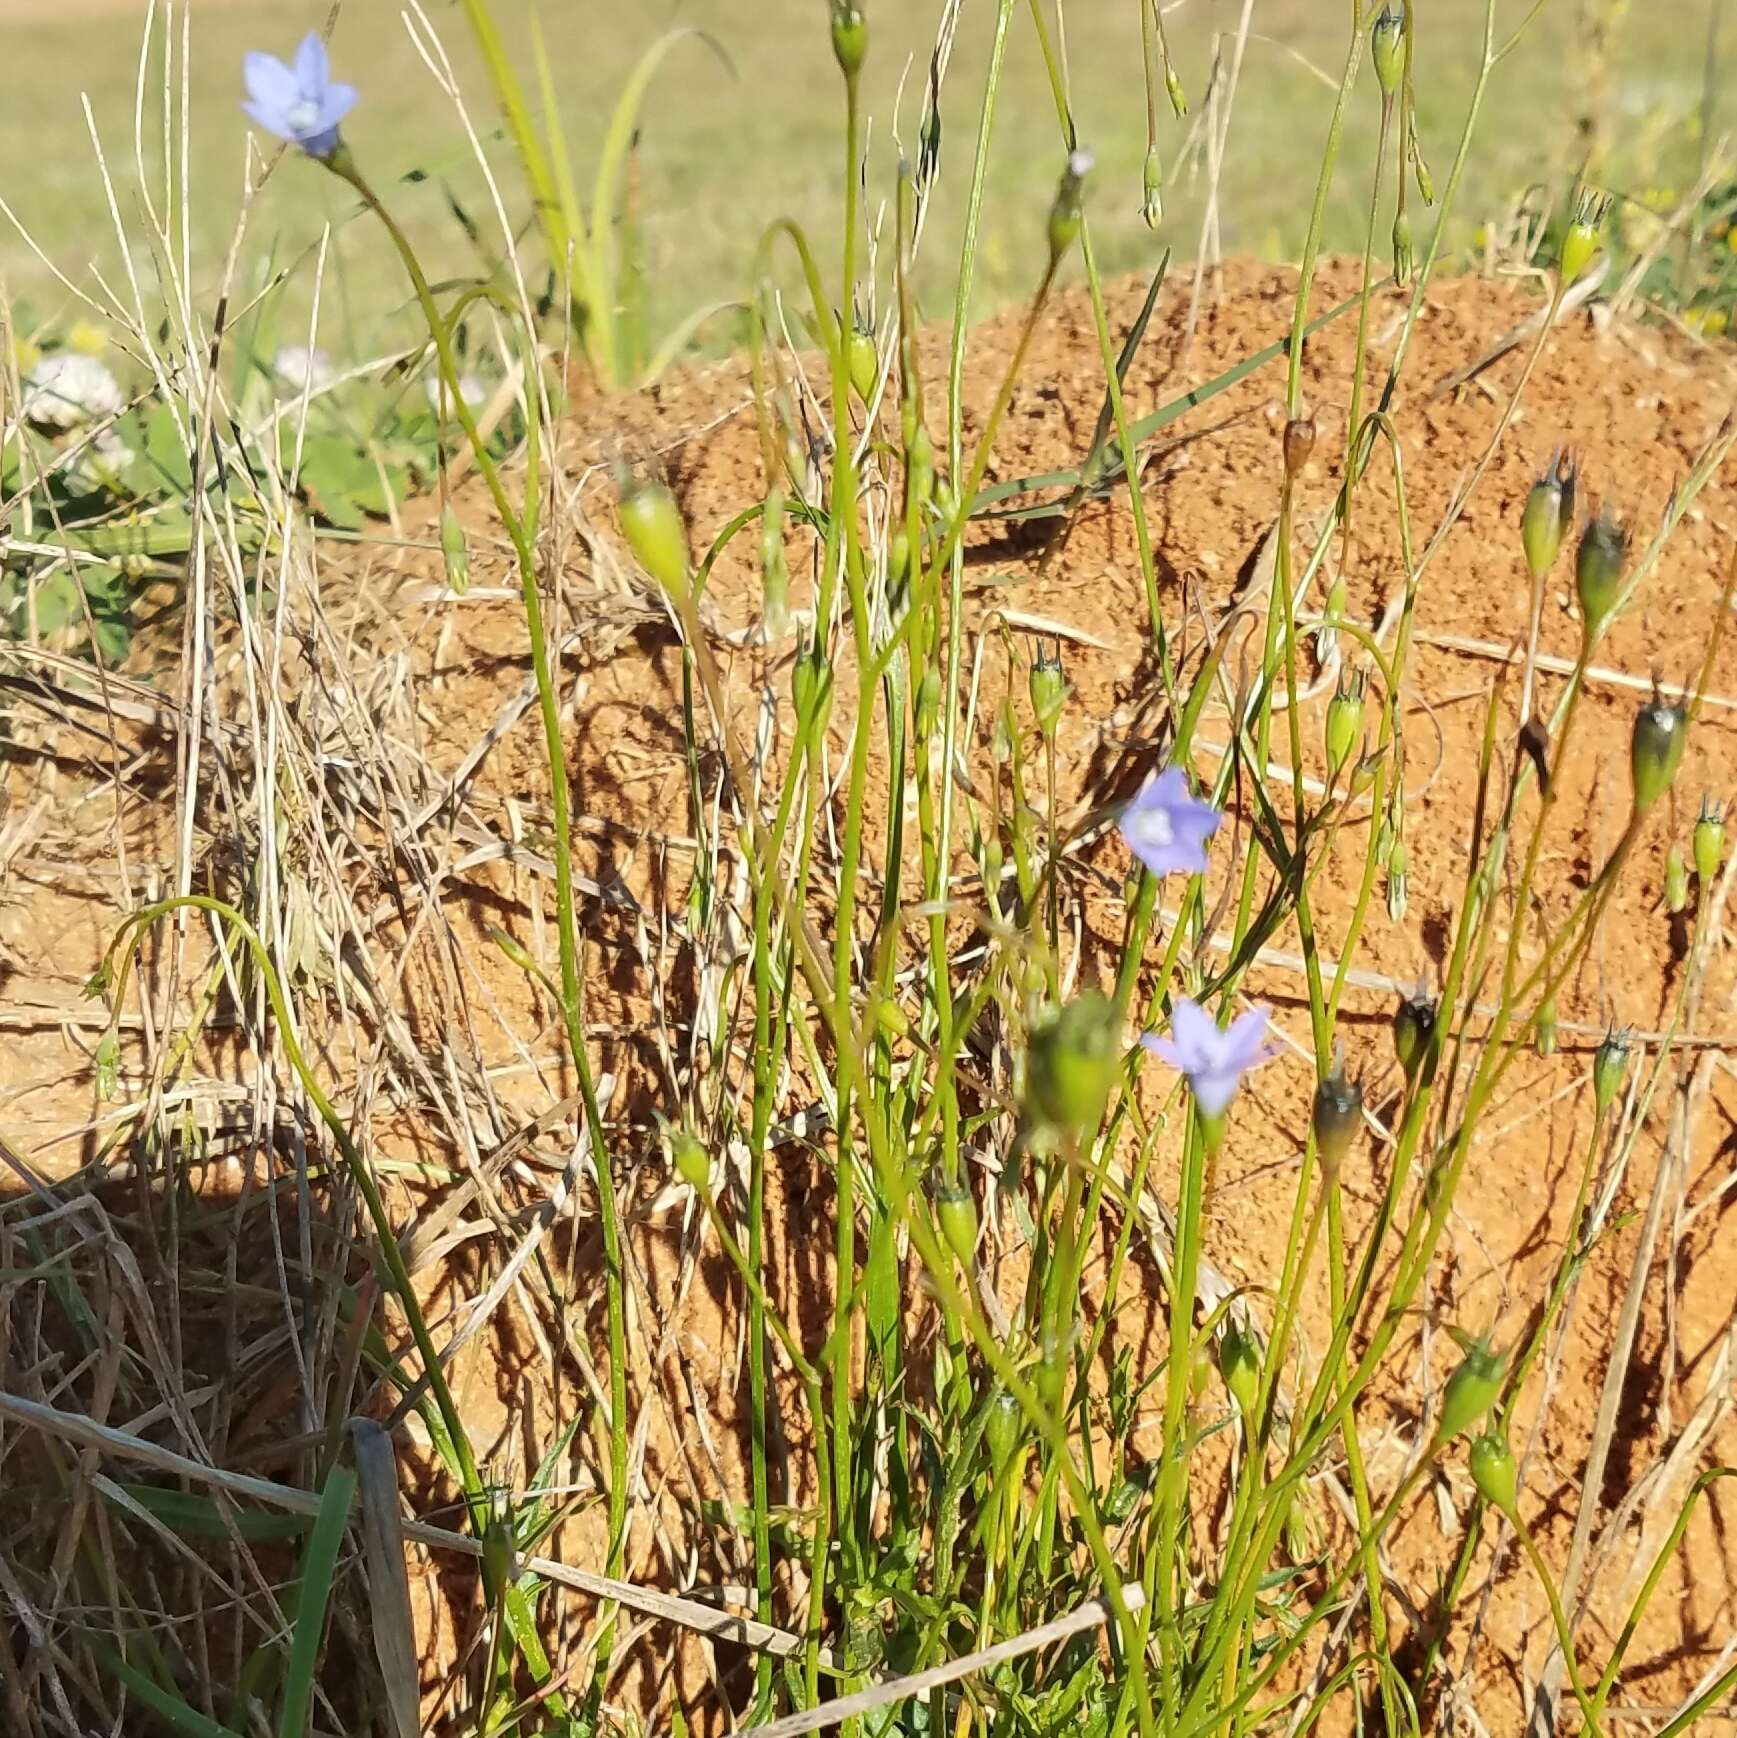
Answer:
3 0 1722 365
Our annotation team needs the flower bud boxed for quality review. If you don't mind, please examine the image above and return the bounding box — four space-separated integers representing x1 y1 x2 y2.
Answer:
1695 798 1726 884
1142 147 1164 232
1218 1323 1260 1417
847 319 877 406
1535 995 1558 1058
830 1 867 77
1409 118 1436 205
1521 454 1573 580
1325 667 1368 786
1313 1057 1363 1176
1631 689 1688 814
1029 643 1068 739
1437 1342 1505 1442
1593 1026 1631 1116
1026 990 1120 1135
1393 981 1435 1080
1575 507 1627 643
1560 188 1610 285
1391 208 1414 287
620 474 690 601
1666 841 1690 914
985 1389 1022 1471
440 500 470 595
792 639 834 735
1469 1432 1519 1514
1283 409 1317 480
1371 6 1404 96
1047 148 1094 264
934 1178 979 1266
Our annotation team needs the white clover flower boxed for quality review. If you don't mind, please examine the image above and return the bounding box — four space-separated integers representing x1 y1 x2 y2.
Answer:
22 352 124 430
66 427 134 496
424 372 487 413
272 344 337 396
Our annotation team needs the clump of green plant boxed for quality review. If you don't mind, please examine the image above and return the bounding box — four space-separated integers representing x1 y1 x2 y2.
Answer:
26 3 1737 1737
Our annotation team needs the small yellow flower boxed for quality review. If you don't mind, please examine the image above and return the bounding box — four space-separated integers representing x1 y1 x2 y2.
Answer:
11 336 42 375
68 320 108 357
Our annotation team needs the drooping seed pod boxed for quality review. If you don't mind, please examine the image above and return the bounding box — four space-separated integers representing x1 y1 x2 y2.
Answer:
1166 65 1187 116
1026 990 1120 1135
1313 1056 1363 1177
619 473 690 601
830 1 867 76
1576 507 1628 643
1391 209 1414 287
1408 115 1436 205
1393 980 1435 1080
1631 687 1689 814
1695 797 1726 885
1029 642 1068 739
1047 149 1094 264
1370 5 1404 96
1437 1342 1506 1442
1142 147 1164 232
1218 1323 1261 1417
1469 1432 1519 1514
1283 409 1318 480
671 1126 712 1191
847 318 878 406
1666 841 1690 914
1593 1026 1632 1116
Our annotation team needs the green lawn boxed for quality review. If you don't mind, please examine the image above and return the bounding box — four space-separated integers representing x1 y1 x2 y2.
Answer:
2 0 1722 364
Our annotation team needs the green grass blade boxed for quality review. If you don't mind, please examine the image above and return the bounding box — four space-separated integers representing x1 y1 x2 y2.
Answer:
276 1462 357 1738
92 1643 247 1738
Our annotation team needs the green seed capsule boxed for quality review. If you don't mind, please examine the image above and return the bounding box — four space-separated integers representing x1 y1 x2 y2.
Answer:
1393 983 1435 1080
1284 410 1318 480
1391 209 1414 286
1142 146 1165 231
847 321 878 405
1166 65 1187 116
1029 644 1068 739
1560 188 1610 285
94 1029 120 1100
1631 691 1689 814
1593 1027 1631 1116
1535 996 1558 1058
620 475 690 601
1695 797 1726 884
671 1127 711 1191
1370 6 1404 96
1469 1432 1519 1514
1522 470 1565 581
830 1 867 76
439 501 470 595
1313 1062 1363 1176
1047 149 1094 263
1437 1342 1505 1442
1386 837 1409 921
1576 508 1628 643
1218 1324 1261 1417
1409 117 1436 204
984 1389 1022 1471
914 668 943 738
934 1180 979 1266
1325 667 1368 785
1026 990 1120 1134
1666 841 1690 914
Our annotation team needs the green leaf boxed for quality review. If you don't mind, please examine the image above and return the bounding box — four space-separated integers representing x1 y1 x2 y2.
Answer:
109 1483 313 1543
143 402 195 495
275 1462 355 1738
91 1642 247 1738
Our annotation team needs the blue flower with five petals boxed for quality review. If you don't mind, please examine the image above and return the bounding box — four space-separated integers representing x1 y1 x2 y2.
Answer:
1142 997 1277 1119
242 33 357 161
1118 765 1222 878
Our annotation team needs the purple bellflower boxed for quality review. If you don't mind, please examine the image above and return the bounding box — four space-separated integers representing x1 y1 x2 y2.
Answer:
243 33 357 161
1119 766 1221 878
1142 997 1277 1119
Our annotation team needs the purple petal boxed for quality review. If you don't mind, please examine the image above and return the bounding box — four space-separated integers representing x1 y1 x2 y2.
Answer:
319 81 359 128
1225 1006 1274 1067
1191 1070 1243 1119
1141 1032 1183 1067
293 31 330 95
243 50 299 113
241 97 295 142
1167 997 1219 1067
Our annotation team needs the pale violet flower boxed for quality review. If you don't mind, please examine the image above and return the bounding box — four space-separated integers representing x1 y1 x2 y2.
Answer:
1118 766 1222 878
424 373 488 414
1142 997 1277 1118
272 344 337 396
22 352 124 430
242 33 357 161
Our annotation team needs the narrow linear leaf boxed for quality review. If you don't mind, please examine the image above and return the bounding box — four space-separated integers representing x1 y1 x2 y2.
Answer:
276 1462 357 1738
